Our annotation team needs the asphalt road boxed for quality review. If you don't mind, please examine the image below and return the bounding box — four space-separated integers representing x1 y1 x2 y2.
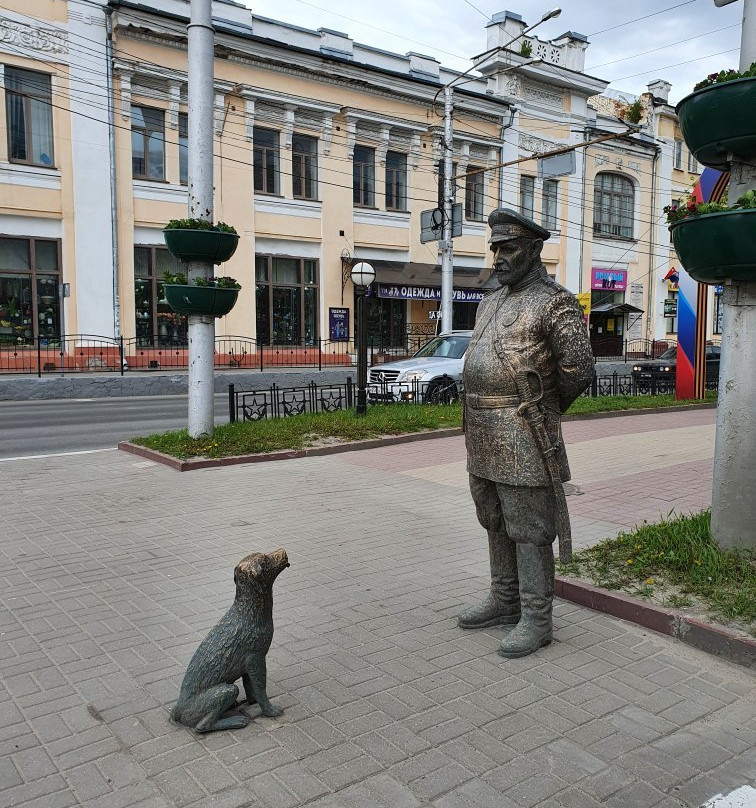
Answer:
0 394 230 460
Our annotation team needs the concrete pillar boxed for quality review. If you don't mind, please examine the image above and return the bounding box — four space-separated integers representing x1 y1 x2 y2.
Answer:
186 0 215 438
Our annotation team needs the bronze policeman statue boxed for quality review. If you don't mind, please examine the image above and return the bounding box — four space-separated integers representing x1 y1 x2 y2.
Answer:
458 208 594 658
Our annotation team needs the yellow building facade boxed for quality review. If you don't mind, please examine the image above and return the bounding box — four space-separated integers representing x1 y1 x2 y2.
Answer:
1 0 698 369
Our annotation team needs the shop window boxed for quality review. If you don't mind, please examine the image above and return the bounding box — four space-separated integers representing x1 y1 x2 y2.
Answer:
5 66 54 167
131 106 165 180
465 166 485 221
179 112 188 185
292 133 318 200
665 290 678 334
133 246 186 346
519 176 535 220
366 295 406 349
385 151 407 211
253 127 280 194
255 255 318 345
713 290 723 334
593 173 634 239
0 236 60 345
542 179 559 231
353 145 375 207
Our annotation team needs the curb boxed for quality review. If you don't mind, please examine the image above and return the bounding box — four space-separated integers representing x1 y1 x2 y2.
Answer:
561 401 717 421
117 427 464 471
555 576 755 669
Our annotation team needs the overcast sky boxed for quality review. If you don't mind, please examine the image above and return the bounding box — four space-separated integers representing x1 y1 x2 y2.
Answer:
248 0 745 103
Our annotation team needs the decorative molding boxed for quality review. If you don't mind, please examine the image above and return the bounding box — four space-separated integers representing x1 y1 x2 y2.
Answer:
243 97 255 140
595 154 610 165
457 142 470 178
0 161 61 190
295 110 322 131
254 198 322 219
214 92 225 136
167 81 181 130
503 75 522 98
0 18 68 55
283 105 296 149
132 180 187 204
410 133 421 168
519 132 559 155
627 161 641 174
322 115 333 155
378 125 391 165
523 81 563 108
119 71 133 121
345 116 357 158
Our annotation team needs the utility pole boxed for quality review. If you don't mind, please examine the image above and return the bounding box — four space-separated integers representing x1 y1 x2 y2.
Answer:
437 8 562 336
710 0 756 549
440 86 454 335
186 0 215 437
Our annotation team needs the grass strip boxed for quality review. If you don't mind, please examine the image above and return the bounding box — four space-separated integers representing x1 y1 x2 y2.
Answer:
557 509 755 629
131 392 715 460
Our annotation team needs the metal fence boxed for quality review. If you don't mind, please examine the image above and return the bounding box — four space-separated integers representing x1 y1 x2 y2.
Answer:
590 338 678 362
228 373 717 422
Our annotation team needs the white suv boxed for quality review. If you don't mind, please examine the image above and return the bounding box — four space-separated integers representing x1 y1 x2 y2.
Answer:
367 331 471 404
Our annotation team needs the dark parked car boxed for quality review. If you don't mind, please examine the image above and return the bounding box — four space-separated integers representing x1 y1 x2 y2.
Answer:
632 345 721 388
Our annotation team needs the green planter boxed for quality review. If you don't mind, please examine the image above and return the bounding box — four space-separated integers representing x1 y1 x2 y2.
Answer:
163 285 239 317
676 77 756 170
670 208 756 284
163 228 239 263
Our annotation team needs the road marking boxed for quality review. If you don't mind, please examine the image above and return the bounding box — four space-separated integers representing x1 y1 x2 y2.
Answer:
0 448 117 463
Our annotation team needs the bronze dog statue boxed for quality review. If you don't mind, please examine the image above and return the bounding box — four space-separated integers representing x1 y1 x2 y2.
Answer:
172 549 289 732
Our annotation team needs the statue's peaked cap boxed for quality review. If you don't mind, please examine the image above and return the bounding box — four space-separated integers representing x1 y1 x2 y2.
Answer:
488 208 551 243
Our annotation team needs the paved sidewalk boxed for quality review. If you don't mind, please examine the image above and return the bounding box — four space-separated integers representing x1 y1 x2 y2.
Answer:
2 407 753 808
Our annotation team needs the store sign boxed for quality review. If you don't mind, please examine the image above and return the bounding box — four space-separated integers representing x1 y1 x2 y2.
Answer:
576 292 591 324
664 298 678 318
377 284 485 303
328 307 349 341
715 285 724 295
591 268 627 291
667 280 679 291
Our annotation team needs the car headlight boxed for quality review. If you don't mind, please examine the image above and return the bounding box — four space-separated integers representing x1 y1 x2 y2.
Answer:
399 369 428 382
633 365 642 372
663 366 671 372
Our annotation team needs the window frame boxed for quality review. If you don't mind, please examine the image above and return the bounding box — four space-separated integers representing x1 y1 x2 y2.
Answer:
292 133 318 200
255 255 319 346
353 145 376 207
131 105 166 181
5 65 55 168
464 165 485 222
253 127 280 195
673 139 683 170
519 175 535 220
133 245 187 347
541 178 559 231
178 111 188 186
385 150 408 212
0 235 61 345
593 172 635 240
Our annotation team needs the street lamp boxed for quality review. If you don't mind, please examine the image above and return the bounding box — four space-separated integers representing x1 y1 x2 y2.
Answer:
351 261 375 416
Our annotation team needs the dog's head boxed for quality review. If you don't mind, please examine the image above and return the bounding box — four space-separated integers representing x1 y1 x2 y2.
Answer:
234 549 289 592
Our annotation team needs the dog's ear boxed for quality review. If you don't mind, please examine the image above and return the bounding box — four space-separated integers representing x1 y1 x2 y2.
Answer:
235 556 263 585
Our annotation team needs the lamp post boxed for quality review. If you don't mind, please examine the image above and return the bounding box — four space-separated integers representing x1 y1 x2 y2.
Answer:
436 8 561 336
351 261 375 416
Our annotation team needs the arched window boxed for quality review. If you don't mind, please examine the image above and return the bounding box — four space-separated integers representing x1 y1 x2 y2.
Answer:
593 173 634 239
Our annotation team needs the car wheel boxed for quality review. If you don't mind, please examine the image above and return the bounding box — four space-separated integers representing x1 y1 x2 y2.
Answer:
425 376 459 404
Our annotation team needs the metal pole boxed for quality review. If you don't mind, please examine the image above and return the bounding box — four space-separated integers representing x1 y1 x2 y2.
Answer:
186 0 216 438
440 85 454 335
356 289 368 415
710 0 756 550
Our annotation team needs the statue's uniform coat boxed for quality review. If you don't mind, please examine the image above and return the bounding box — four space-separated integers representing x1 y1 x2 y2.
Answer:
464 266 594 489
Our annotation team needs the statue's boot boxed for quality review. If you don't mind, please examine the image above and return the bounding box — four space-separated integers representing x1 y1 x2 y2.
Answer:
458 532 520 629
498 543 554 658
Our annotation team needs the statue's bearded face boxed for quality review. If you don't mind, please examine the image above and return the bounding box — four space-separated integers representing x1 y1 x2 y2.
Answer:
491 237 542 287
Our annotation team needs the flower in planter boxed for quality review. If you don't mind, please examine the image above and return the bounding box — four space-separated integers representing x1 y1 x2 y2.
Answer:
164 218 238 234
664 188 756 227
190 275 242 290
694 61 756 91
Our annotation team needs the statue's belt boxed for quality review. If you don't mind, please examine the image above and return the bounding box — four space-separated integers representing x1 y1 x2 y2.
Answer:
466 387 557 410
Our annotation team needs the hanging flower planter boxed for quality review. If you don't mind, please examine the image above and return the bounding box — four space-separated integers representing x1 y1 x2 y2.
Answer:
163 285 239 317
676 77 756 170
163 229 239 263
670 208 756 284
